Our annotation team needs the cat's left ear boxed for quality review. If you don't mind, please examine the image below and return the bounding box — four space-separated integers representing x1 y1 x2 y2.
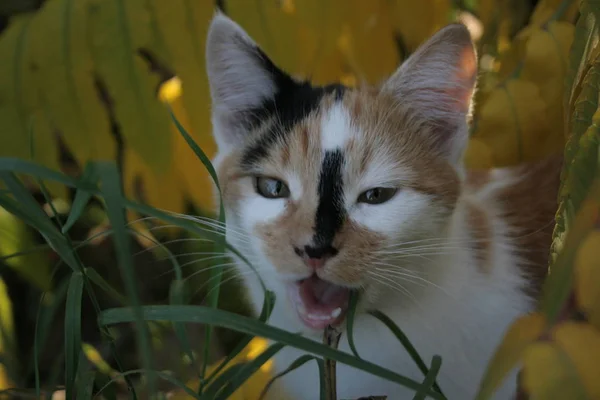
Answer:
382 24 477 163
205 12 291 151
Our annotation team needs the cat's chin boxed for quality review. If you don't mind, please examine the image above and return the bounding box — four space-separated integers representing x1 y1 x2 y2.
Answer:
286 275 351 331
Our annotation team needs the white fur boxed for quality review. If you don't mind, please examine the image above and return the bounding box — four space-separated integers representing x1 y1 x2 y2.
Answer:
257 193 531 400
320 103 355 151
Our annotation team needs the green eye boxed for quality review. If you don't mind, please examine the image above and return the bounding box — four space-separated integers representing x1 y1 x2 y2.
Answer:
255 176 290 199
357 187 397 205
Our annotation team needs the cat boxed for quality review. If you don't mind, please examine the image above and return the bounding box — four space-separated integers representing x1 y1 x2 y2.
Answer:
204 12 561 400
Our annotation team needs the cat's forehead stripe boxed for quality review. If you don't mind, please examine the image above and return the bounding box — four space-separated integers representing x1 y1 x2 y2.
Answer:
314 149 346 247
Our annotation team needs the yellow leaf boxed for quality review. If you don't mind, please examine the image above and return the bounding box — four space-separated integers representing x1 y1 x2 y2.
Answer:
169 338 274 400
0 278 14 391
474 80 551 166
149 0 214 153
575 230 600 329
464 138 494 169
340 0 400 84
389 0 451 55
28 0 115 164
476 313 546 400
522 322 600 399
88 0 172 173
530 1 579 26
521 22 574 153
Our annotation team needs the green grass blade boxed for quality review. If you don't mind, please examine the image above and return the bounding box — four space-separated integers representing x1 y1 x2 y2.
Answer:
95 161 156 395
85 267 128 305
32 276 69 397
75 370 96 400
199 363 247 399
213 343 285 400
95 369 202 400
62 164 97 234
0 158 80 188
316 358 326 400
65 271 84 400
168 108 227 388
205 290 275 386
368 310 444 396
100 305 443 399
413 356 443 400
259 354 318 400
346 291 361 359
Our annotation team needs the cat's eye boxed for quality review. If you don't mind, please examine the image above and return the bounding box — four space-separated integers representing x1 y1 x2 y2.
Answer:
357 187 398 205
254 176 290 199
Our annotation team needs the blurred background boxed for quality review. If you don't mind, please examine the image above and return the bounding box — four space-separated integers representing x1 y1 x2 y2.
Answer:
0 0 579 398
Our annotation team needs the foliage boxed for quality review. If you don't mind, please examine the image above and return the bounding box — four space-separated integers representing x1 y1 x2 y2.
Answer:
0 0 597 399
475 1 600 398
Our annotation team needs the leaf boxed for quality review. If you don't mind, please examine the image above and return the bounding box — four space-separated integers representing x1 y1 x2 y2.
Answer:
574 230 600 329
64 271 84 400
62 164 98 234
259 355 320 400
346 291 362 359
475 313 546 400
0 205 52 291
212 343 284 400
368 310 444 396
87 0 171 173
28 0 115 164
413 356 443 400
100 305 444 399
474 80 551 166
521 322 600 399
75 371 96 400
0 277 15 391
95 161 156 394
521 22 574 151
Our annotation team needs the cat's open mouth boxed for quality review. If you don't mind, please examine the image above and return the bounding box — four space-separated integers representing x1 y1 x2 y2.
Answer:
287 275 351 330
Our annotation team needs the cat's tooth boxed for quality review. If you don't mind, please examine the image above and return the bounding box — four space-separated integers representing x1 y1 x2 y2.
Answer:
331 307 342 318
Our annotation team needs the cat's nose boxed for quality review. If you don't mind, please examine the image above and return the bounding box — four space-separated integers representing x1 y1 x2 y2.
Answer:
294 244 339 269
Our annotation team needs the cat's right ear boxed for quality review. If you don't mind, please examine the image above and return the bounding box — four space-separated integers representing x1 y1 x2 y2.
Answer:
206 13 282 151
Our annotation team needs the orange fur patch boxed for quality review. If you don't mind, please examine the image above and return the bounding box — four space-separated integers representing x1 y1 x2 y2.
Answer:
496 155 563 298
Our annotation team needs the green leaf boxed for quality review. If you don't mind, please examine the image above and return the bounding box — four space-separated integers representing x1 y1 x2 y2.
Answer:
62 164 98 234
32 276 69 397
85 267 128 305
65 271 84 400
413 356 443 400
95 161 156 395
168 107 227 388
368 310 444 396
346 291 362 359
213 343 284 400
100 305 444 399
204 290 275 387
75 371 96 400
259 355 320 400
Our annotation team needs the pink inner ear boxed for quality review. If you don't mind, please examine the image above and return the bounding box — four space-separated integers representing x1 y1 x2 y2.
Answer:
451 47 477 113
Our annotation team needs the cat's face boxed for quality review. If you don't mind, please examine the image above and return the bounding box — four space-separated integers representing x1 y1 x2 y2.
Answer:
205 13 477 332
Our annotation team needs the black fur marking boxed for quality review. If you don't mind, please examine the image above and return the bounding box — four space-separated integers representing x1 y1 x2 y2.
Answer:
238 42 346 167
313 150 346 248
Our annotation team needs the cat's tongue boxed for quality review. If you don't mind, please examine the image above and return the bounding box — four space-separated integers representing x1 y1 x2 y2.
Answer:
288 275 350 330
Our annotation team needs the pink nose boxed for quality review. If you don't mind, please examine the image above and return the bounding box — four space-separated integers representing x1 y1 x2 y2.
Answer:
304 256 327 269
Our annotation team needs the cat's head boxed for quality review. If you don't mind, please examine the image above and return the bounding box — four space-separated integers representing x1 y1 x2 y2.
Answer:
205 12 477 332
